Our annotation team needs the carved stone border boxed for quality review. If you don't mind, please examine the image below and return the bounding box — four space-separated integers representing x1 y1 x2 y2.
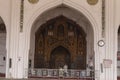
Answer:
102 0 105 37
20 0 24 32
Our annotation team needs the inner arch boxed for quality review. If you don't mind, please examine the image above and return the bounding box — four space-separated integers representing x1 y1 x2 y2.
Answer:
50 46 71 69
29 5 94 71
34 15 87 69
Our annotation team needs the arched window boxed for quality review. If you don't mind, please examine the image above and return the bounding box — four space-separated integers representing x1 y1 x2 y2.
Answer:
57 24 64 37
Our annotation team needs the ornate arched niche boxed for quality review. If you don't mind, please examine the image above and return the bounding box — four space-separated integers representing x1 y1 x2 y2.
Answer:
34 15 86 69
50 46 71 69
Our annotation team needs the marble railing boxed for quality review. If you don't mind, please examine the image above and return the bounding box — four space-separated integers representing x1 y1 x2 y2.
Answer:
28 69 98 79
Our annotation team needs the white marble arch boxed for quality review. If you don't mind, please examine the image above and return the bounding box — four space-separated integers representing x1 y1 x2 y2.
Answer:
23 0 100 78
29 6 94 69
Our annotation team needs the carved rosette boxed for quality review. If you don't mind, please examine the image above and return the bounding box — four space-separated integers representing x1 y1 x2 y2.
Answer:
28 0 39 4
87 0 98 5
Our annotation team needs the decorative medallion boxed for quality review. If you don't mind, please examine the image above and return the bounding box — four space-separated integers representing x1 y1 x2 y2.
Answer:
87 0 98 5
28 0 39 4
97 40 105 47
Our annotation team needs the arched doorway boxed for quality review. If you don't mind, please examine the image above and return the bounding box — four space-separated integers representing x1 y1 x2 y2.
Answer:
0 17 6 77
50 46 71 69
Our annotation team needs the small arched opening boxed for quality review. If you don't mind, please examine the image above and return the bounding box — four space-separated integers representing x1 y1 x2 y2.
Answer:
0 17 6 77
50 46 71 69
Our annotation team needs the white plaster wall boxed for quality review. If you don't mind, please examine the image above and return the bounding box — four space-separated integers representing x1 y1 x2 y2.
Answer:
10 0 22 78
0 0 22 78
104 0 119 80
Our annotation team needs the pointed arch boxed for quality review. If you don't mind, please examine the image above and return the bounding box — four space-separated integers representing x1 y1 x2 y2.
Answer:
0 16 7 77
50 46 71 69
24 1 100 78
33 15 87 69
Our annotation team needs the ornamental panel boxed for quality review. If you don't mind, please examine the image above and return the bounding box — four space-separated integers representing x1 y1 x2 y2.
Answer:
34 16 86 69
